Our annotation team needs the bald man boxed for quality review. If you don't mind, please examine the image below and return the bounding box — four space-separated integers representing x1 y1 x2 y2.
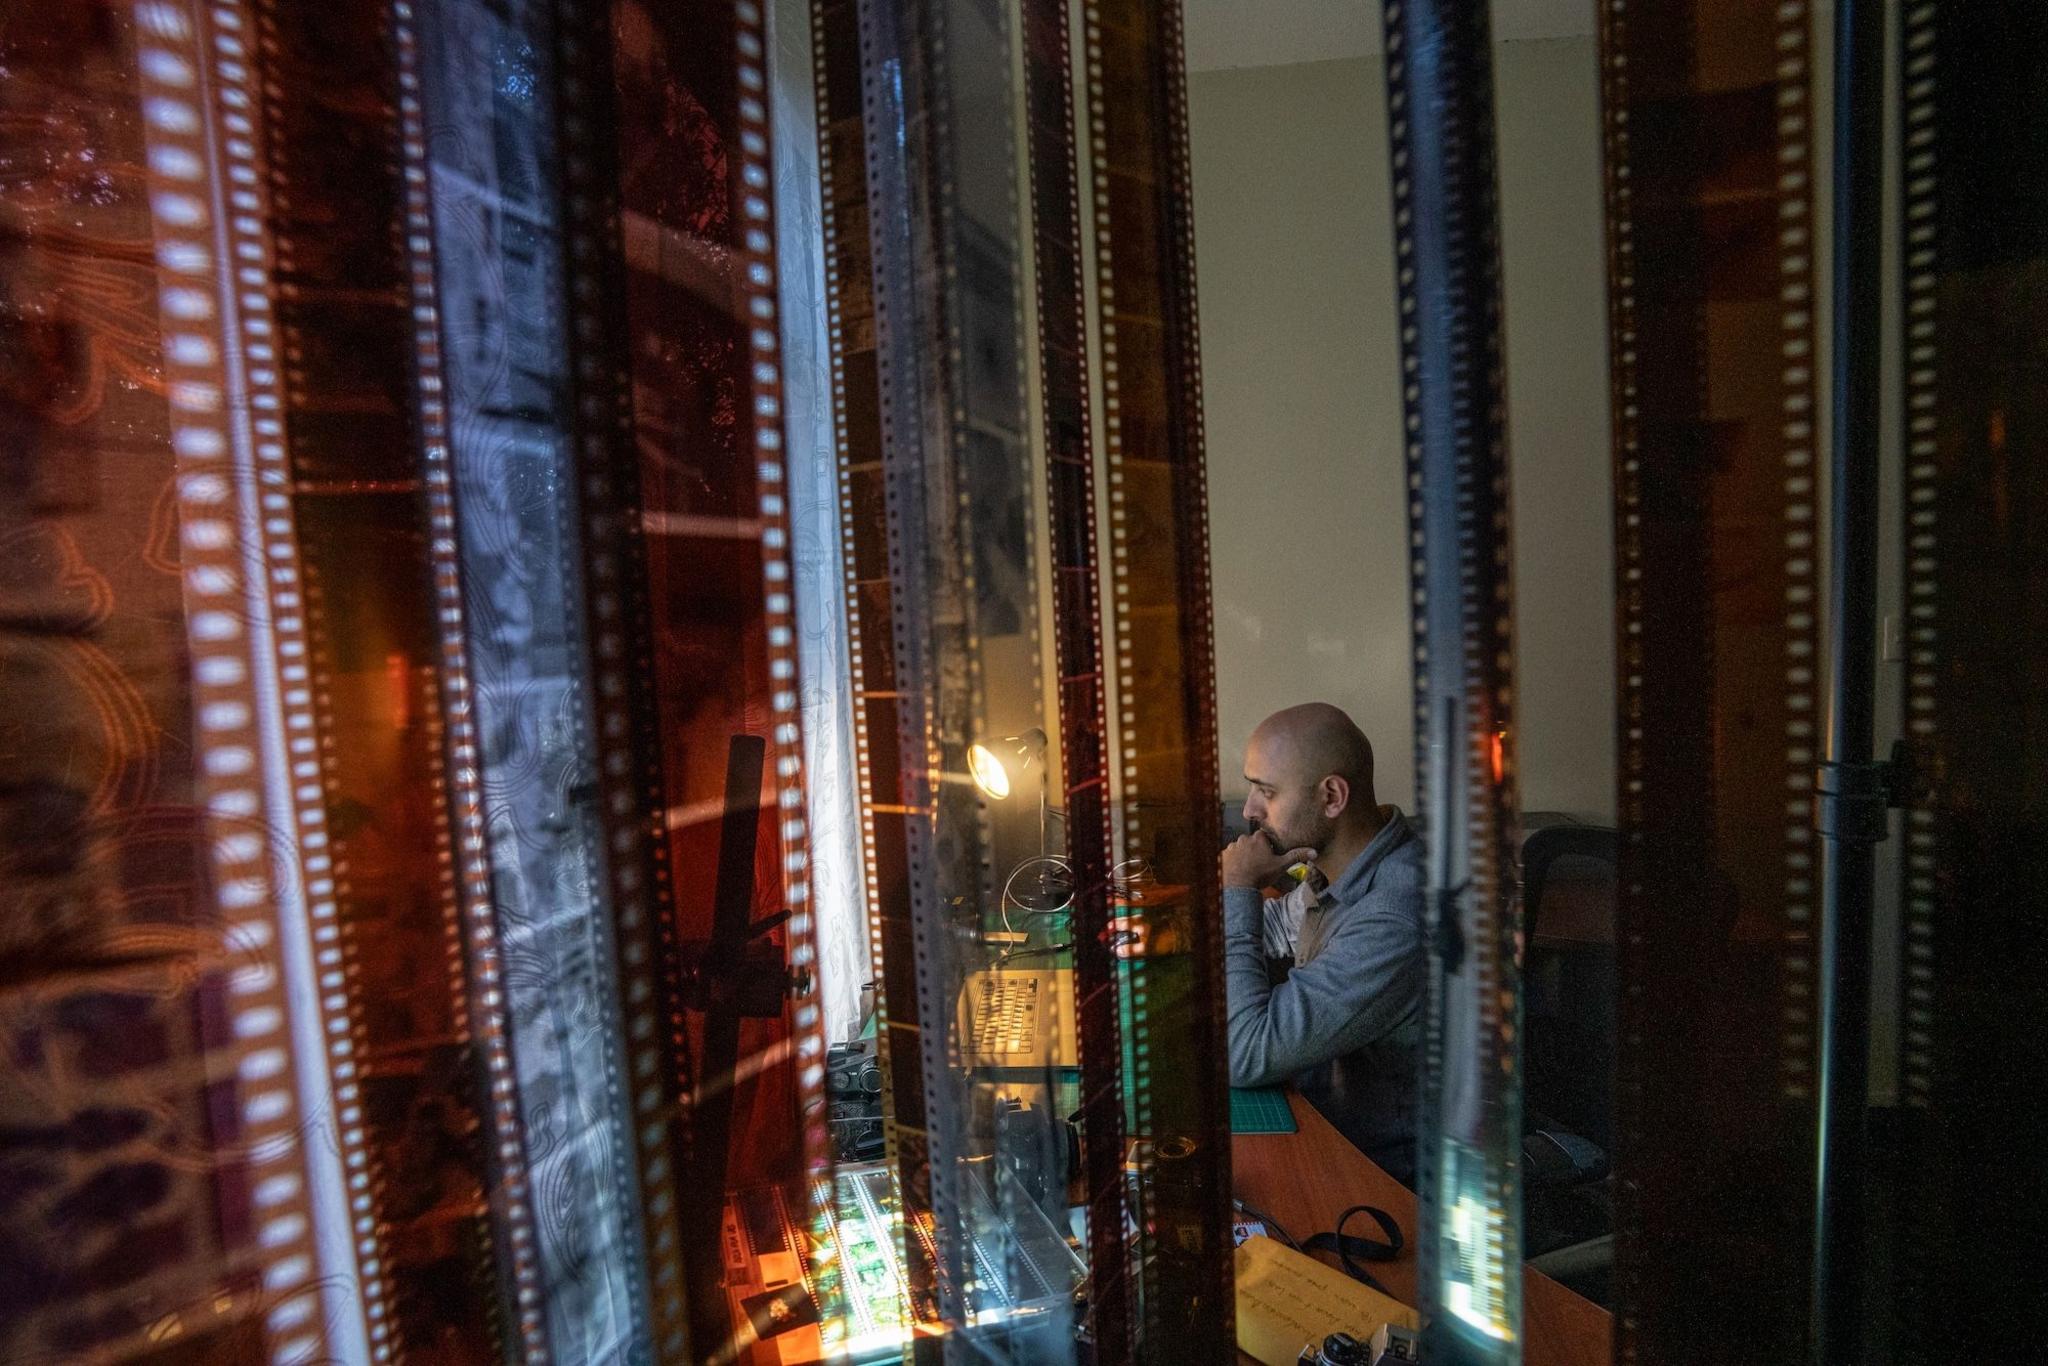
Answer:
1219 703 1426 1184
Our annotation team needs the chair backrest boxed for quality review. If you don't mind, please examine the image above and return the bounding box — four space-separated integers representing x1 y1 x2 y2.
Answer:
1219 798 1251 845
1522 823 1618 946
1520 823 1618 1151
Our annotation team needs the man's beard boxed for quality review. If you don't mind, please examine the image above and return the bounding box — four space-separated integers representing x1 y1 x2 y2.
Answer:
1258 811 1337 860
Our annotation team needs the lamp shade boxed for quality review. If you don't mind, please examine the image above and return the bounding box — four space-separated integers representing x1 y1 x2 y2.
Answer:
966 727 1047 800
967 743 1012 799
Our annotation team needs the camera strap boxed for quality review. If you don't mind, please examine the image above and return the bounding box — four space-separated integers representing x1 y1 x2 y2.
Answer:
1300 1204 1404 1297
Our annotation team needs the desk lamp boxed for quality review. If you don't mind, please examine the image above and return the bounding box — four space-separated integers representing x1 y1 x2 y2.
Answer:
969 727 1080 953
967 726 1052 858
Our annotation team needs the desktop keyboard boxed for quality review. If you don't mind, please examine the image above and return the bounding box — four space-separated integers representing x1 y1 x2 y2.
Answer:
973 975 1040 1056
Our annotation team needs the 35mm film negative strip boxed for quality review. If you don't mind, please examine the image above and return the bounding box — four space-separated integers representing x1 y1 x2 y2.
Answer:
1598 3 1826 1360
857 0 1066 1347
1080 0 1234 1353
1020 0 1133 1354
3 2 831 1361
1890 5 2048 1359
1377 0 1524 1355
597 0 832 1357
256 0 534 1354
811 0 948 1333
1 4 337 1358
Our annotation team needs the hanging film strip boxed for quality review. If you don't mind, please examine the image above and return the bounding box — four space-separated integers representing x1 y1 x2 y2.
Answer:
1598 2 1825 1360
411 0 660 1357
1081 0 1234 1351
808 0 940 1341
1020 0 1133 1356
251 0 548 1355
133 3 350 1358
856 0 1076 1354
388 3 556 1353
0 3 345 1357
546 0 700 1355
596 1 833 1361
1377 1 1524 1357
1890 5 2048 1359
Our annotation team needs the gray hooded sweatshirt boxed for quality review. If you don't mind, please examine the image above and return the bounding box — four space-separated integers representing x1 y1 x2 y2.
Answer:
1222 806 1427 1185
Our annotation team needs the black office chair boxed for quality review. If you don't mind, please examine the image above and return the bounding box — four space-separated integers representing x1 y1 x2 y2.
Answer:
1519 821 1618 1305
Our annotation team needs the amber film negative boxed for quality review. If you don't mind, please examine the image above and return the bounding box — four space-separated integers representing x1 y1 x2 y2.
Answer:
256 1 534 1354
1020 0 1136 1356
1598 3 1826 1359
1082 0 1235 1352
603 1 832 1360
547 0 698 1352
1 5 333 1357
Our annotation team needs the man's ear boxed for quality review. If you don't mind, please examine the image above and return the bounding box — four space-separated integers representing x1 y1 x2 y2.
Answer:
1320 774 1350 818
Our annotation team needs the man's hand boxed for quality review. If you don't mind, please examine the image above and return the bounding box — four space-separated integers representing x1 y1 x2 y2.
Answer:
1220 833 1317 891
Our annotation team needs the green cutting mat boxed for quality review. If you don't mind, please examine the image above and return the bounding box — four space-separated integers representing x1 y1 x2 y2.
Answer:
1040 958 1300 1135
1227 1086 1297 1134
1054 1073 1297 1135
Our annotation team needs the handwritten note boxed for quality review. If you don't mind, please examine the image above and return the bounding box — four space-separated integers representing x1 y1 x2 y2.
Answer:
1234 1234 1420 1366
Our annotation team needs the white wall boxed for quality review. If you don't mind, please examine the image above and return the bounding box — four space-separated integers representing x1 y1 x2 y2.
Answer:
1190 37 1617 822
1496 38 1617 822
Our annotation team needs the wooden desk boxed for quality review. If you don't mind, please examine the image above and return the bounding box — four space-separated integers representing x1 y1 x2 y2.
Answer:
1231 1094 1612 1366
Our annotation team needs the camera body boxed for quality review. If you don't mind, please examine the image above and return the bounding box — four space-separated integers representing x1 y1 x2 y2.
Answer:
1296 1324 1422 1365
824 1038 886 1161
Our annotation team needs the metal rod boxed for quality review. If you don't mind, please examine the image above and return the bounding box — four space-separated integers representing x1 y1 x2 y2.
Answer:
1813 0 1888 1360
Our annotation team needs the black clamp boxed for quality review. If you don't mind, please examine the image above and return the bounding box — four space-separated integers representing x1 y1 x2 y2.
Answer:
1431 882 1468 975
679 907 809 1017
1814 739 1914 844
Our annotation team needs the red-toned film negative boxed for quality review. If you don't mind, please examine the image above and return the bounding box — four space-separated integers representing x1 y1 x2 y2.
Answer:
546 0 698 1351
0 2 341 1356
604 1 831 1359
252 0 523 1354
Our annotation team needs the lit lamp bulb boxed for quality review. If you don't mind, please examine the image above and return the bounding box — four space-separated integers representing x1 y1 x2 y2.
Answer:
967 729 1051 856
967 743 1012 800
966 728 1045 801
